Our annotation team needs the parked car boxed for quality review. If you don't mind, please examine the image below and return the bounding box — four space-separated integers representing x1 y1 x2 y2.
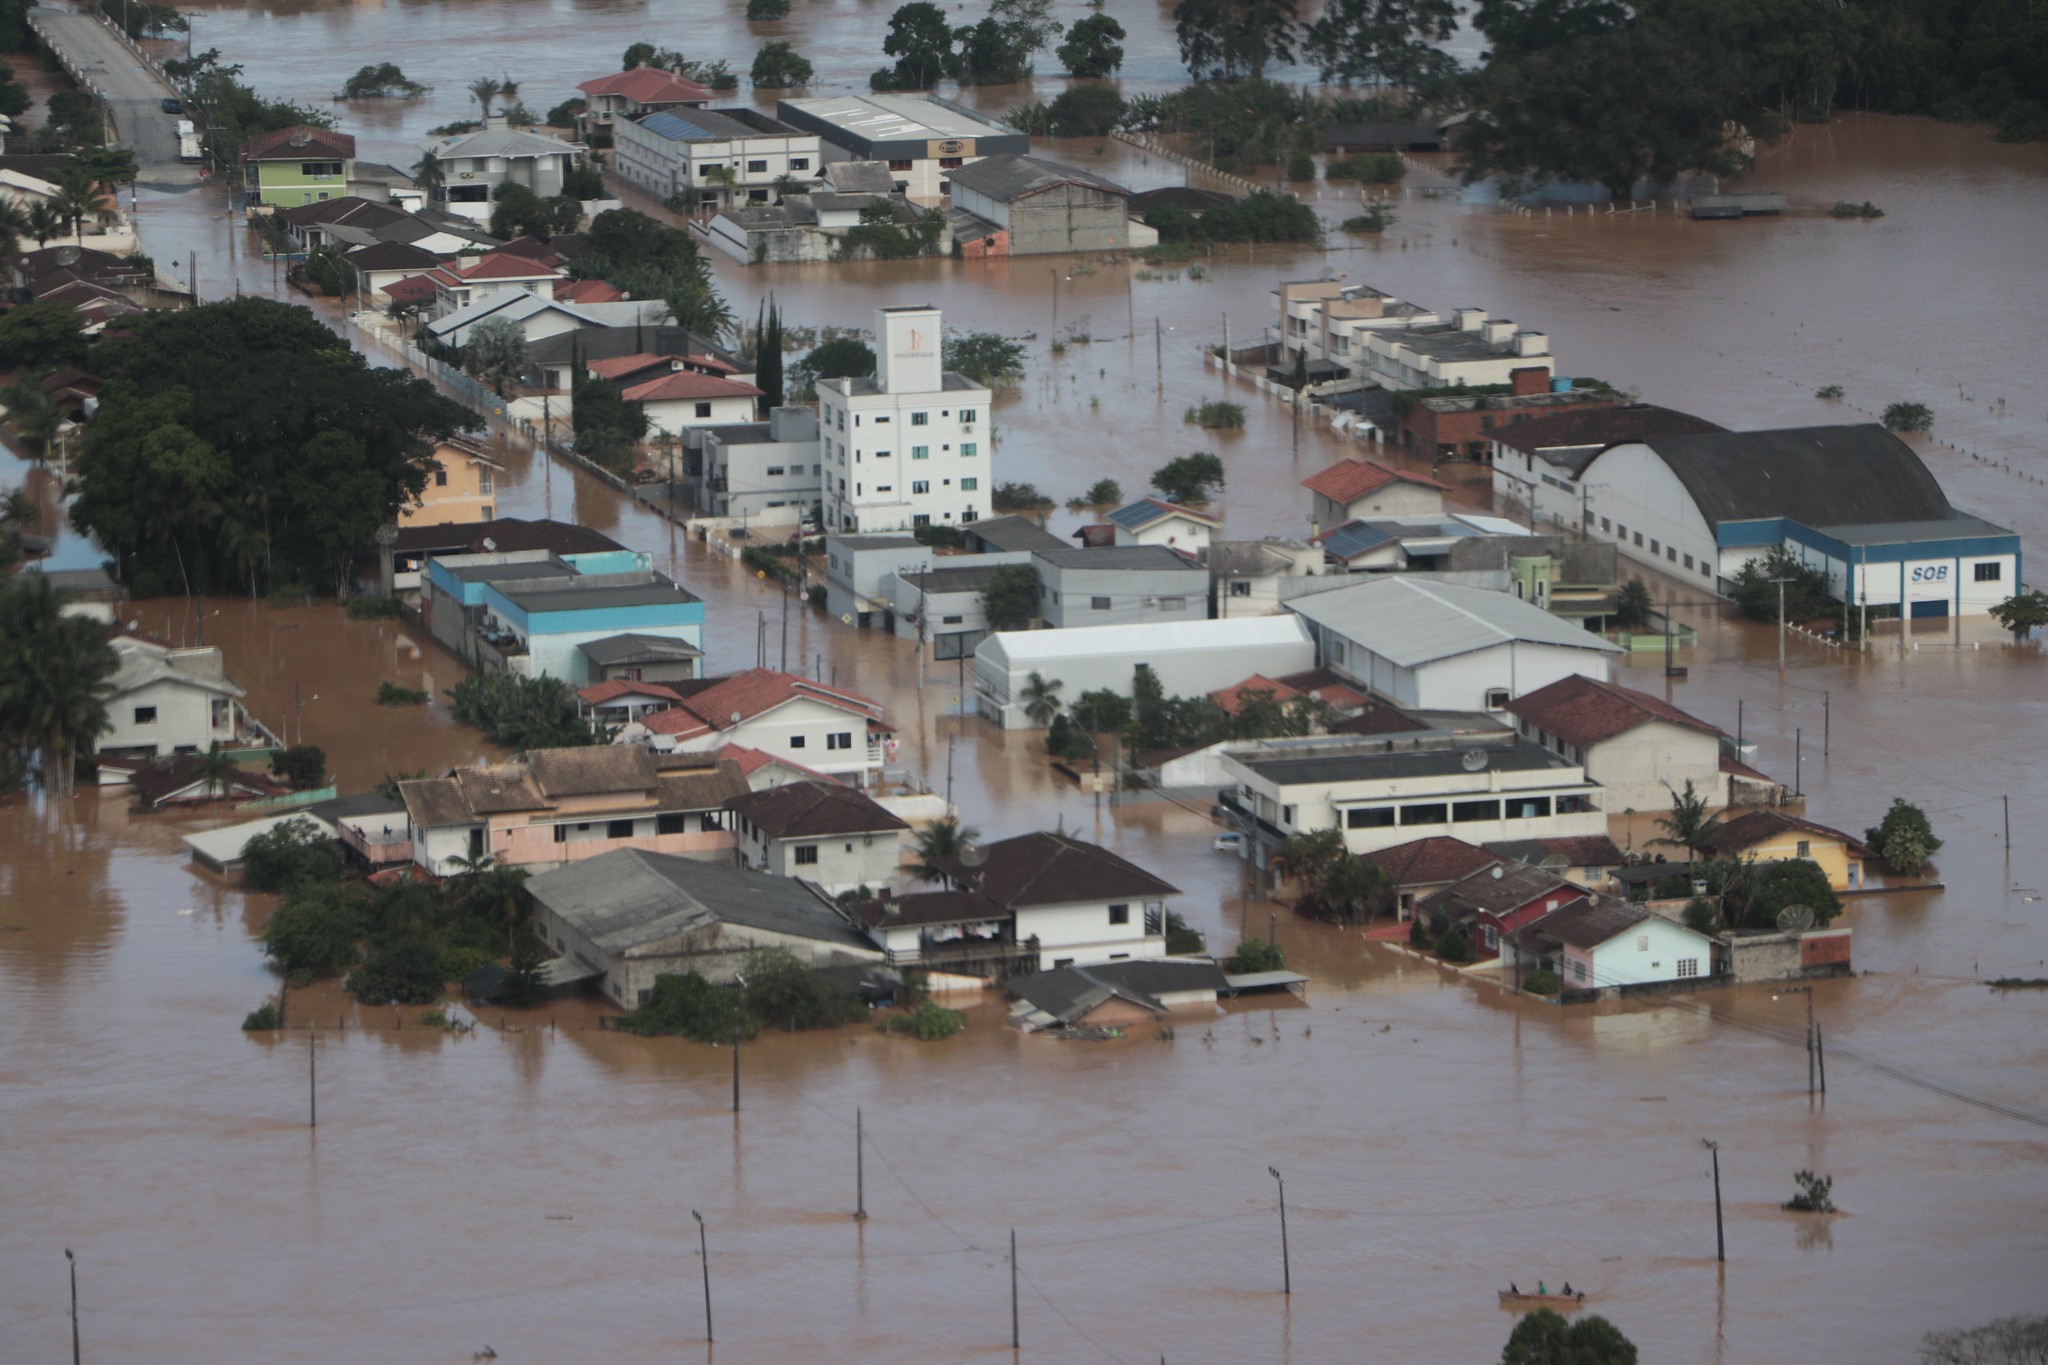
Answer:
1212 831 1244 852
160 97 183 114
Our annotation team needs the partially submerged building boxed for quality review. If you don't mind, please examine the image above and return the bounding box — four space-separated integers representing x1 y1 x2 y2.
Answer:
974 616 1315 729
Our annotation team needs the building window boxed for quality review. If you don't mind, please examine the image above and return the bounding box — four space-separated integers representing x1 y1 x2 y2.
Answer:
1281 804 1296 825
961 442 978 458
1975 562 2002 582
1452 799 1501 822
747 159 767 173
553 824 568 843
695 402 712 418
1796 839 1811 857
1483 925 1499 949
1650 538 1660 555
960 409 978 424
1092 596 1112 611
1683 554 1694 570
1108 903 1130 925
1676 957 1701 979
1505 795 1553 819
911 412 929 426
913 513 931 527
939 156 963 168
434 468 449 487
133 705 157 724
1399 802 1449 825
607 820 636 839
478 470 493 494
1160 597 1187 610
790 157 809 170
789 735 805 748
1345 806 1397 829
795 844 819 865
1572 959 1587 981
1668 546 1678 562
1634 531 1644 547
1600 516 1611 532
912 445 929 460
652 813 685 836
888 159 912 171
766 466 785 477
912 480 929 494
876 484 892 493
942 614 962 624
828 732 853 750
961 477 978 491
1485 688 1510 710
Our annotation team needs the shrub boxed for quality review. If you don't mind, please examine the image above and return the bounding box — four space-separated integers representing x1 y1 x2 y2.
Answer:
241 1002 280 1030
1326 152 1405 183
1045 84 1126 136
1192 191 1322 244
1408 916 1429 947
620 971 749 1040
1151 451 1226 503
1340 204 1396 234
1081 478 1122 506
1523 968 1562 995
807 584 827 607
1183 401 1244 430
1882 401 1932 433
1815 384 1844 400
1164 910 1206 955
746 0 789 15
881 1001 965 1040
1224 937 1286 974
1784 1169 1835 1213
262 883 369 979
345 594 403 619
1435 927 1471 962
241 816 343 894
347 938 447 1004
438 945 497 984
1681 897 1721 935
911 524 964 549
992 482 1052 510
270 745 328 790
1865 797 1942 875
377 682 428 706
743 947 866 1031
1285 149 1315 181
1828 201 1883 218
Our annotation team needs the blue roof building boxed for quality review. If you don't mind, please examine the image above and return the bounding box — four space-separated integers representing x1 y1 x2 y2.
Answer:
425 549 704 683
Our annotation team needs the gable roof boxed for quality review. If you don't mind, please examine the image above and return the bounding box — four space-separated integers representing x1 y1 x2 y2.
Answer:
1008 959 1227 1025
131 754 288 806
343 240 442 271
579 67 714 105
556 278 625 304
1358 836 1498 889
1482 835 1627 870
729 780 910 839
1418 861 1578 919
241 125 356 162
1106 497 1222 533
716 743 840 784
427 124 580 162
578 632 703 666
850 889 1008 929
1703 810 1868 858
639 668 887 738
1300 458 1446 505
1285 577 1624 667
943 153 1127 202
524 848 874 955
382 274 440 304
1209 674 1301 716
1505 674 1722 747
454 251 563 281
1514 894 1656 952
620 371 764 403
935 831 1178 908
577 678 686 706
1628 425 1951 531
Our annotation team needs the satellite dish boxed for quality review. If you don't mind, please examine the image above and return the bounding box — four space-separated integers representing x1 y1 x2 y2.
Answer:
1490 865 1504 880
1776 904 1817 932
959 842 987 869
481 537 497 551
1461 749 1489 771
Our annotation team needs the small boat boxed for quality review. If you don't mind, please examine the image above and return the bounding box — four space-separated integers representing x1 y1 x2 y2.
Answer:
1499 1290 1587 1309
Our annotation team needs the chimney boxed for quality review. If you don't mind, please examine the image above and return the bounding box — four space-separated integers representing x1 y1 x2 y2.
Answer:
1510 366 1549 397
1454 307 1485 331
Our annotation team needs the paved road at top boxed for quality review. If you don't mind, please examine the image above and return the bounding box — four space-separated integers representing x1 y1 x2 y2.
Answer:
31 5 194 181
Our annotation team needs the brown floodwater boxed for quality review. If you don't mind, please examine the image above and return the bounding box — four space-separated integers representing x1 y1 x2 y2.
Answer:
6 6 2048 1360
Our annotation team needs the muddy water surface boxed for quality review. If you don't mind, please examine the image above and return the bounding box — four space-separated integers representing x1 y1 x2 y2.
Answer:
7 7 2048 1360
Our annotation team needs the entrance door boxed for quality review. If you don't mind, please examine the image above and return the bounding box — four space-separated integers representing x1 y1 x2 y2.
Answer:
1910 598 1949 619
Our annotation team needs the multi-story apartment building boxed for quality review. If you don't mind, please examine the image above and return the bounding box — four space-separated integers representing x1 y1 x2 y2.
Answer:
818 306 992 534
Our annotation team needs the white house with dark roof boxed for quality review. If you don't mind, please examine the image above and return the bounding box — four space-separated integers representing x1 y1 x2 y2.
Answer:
1573 423 2020 615
575 66 713 142
1284 576 1619 712
1504 673 1777 812
728 779 910 894
623 369 765 436
420 117 586 222
1504 894 1717 996
95 638 260 763
613 107 820 206
774 93 1029 203
930 830 1180 968
1030 546 1208 630
1104 497 1220 552
618 668 894 784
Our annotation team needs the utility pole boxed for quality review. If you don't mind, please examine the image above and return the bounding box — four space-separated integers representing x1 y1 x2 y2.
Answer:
1771 577 1792 673
1702 1140 1725 1263
308 1026 317 1128
1815 1022 1826 1095
1268 1166 1291 1294
1795 729 1803 797
730 1014 741 1112
1155 316 1163 395
854 1108 866 1220
1823 691 1830 757
66 1249 80 1365
692 1210 713 1343
1010 1229 1020 1350
1221 313 1231 391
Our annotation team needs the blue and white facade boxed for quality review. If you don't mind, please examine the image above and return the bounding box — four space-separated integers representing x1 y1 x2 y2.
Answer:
1723 516 2019 620
425 549 705 682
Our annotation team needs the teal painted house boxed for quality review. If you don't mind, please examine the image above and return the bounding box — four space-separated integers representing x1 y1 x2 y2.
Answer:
240 126 358 208
424 550 704 683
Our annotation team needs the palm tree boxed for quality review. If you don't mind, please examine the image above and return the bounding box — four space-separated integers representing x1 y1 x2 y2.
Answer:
0 577 119 797
698 162 738 209
1316 853 1393 925
0 200 26 259
909 815 981 882
1650 779 1723 865
194 746 239 801
2 380 61 460
2 488 37 532
410 148 445 197
23 200 61 249
468 76 505 118
1613 578 1654 631
50 176 100 244
1019 671 1064 728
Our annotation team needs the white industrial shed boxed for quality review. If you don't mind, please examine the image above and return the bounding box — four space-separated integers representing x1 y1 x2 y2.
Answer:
975 616 1314 729
1283 577 1620 713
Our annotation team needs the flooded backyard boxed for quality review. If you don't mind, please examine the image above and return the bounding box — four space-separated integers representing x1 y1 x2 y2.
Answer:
5 1 2048 1358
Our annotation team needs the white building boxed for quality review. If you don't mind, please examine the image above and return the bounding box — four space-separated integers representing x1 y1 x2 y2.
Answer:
975 616 1315 730
687 407 823 520
621 369 765 437
1504 673 1776 813
1220 728 1607 863
1504 895 1718 995
1486 404 1726 531
818 306 992 533
619 668 895 786
1268 282 1553 391
774 93 1031 204
1571 424 2020 619
1283 577 1621 713
1300 458 1446 536
419 117 585 222
1208 538 1324 618
930 830 1178 969
729 780 909 896
1103 497 1221 552
97 638 255 762
613 107 820 207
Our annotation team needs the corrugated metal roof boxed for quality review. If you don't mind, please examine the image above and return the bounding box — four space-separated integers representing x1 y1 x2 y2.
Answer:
980 615 1310 667
526 848 876 955
1285 578 1623 668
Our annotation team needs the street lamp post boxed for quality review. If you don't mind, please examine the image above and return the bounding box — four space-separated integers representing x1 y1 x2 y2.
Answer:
1268 1166 1291 1295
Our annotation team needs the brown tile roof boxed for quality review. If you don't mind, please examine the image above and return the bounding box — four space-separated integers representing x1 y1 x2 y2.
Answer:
936 831 1178 908
1505 674 1722 748
398 775 476 828
455 251 562 281
1209 674 1301 716
526 746 657 798
452 766 546 815
577 679 685 705
1483 835 1626 869
130 754 288 807
382 274 440 304
1419 861 1577 918
642 669 887 737
1514 894 1650 951
390 517 624 558
1704 810 1868 858
655 758 750 810
1329 703 1432 737
1491 403 1725 457
1300 458 1445 504
1359 836 1497 889
621 371 764 403
1271 669 1372 713
556 278 624 304
730 780 910 839
241 125 357 162
579 67 714 104
586 352 674 380
850 889 1009 929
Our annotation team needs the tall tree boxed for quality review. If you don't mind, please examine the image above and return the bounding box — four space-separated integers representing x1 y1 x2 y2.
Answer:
882 2 956 87
462 317 531 396
756 296 785 411
1304 0 1460 90
1173 0 1299 80
467 76 504 118
1019 671 1064 728
1650 779 1722 865
0 575 119 796
1057 13 1127 76
910 816 982 881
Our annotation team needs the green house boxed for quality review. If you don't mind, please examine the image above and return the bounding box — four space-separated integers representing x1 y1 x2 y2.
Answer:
239 125 358 208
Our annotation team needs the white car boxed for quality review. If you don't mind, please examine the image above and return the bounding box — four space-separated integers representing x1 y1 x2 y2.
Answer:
1212 831 1244 852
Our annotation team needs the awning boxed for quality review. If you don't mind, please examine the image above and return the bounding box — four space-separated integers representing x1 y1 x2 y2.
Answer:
541 956 604 987
1221 970 1310 996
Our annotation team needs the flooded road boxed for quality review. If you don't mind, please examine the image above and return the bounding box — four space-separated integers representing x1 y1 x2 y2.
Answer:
6 4 2048 1359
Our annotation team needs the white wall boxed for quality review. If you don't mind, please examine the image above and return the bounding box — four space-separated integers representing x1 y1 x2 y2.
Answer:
1577 721 1723 813
1576 443 1721 586
1115 516 1214 553
659 696 879 778
643 394 761 438
977 632 1316 729
100 677 233 757
1581 915 1713 989
1322 635 1611 712
1015 900 1166 967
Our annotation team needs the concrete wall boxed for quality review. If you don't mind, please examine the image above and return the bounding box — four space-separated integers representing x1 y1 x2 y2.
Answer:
101 675 233 757
743 826 904 896
1575 442 1722 586
1320 634 1612 712
1015 900 1167 967
1036 561 1208 630
1007 184 1131 256
1582 915 1714 989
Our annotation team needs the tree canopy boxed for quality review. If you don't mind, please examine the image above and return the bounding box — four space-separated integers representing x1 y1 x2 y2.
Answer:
71 298 476 596
1501 1307 1638 1364
1058 14 1127 76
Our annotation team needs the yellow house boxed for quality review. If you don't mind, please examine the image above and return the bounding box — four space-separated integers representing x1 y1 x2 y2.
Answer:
403 435 503 526
1704 811 1869 890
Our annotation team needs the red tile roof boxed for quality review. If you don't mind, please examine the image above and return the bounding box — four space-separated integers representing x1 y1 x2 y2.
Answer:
456 252 563 281
1300 458 1446 504
1505 674 1721 748
621 371 764 403
1271 669 1372 713
577 679 685 705
1209 674 1301 716
240 125 357 163
1359 836 1498 889
1704 810 1868 858
1487 835 1627 868
579 67 714 104
716 743 842 783
1719 752 1777 784
639 669 887 737
587 352 672 380
556 278 624 304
